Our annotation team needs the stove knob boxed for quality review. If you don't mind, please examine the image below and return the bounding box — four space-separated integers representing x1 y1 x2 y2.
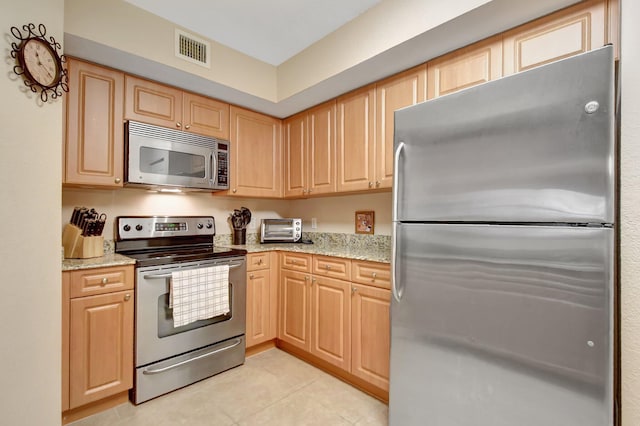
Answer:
206 223 213 229
136 224 143 231
197 223 204 229
123 224 131 232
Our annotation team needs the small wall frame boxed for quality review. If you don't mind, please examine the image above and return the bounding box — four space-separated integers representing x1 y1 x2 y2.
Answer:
355 210 375 235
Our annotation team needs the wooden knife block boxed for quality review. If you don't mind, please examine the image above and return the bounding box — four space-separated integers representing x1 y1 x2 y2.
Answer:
62 224 104 259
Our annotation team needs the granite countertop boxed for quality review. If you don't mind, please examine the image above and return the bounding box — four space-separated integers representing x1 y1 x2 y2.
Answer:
62 253 136 272
61 232 391 271
223 242 390 263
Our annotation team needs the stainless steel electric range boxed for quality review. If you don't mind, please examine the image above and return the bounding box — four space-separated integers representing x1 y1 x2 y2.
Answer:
115 216 247 404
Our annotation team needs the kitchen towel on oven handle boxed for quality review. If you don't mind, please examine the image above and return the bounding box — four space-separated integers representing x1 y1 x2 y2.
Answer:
170 265 230 328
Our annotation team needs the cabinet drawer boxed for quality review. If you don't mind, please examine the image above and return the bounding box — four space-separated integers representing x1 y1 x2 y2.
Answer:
351 261 390 289
313 255 351 280
247 252 271 271
68 266 134 298
281 252 312 272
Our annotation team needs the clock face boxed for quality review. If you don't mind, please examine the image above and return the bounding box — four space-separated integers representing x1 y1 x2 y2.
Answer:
21 38 61 88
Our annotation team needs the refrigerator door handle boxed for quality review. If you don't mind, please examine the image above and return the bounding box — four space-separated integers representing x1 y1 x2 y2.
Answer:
391 222 403 302
392 142 405 222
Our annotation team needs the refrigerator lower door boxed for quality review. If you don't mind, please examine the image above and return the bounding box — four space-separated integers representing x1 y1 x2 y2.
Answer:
389 223 613 426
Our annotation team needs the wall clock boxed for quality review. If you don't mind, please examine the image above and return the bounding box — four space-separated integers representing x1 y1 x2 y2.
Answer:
10 23 68 102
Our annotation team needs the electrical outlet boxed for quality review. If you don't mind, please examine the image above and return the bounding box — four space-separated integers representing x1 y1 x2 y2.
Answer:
311 217 317 229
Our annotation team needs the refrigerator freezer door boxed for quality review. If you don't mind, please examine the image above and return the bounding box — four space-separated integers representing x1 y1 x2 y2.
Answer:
393 46 614 224
389 223 613 426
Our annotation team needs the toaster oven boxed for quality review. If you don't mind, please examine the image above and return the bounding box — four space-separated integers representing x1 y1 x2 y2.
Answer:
260 218 302 243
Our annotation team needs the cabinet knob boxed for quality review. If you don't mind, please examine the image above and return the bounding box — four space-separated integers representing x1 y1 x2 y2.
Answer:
249 274 254 279
176 122 182 128
375 181 380 187
372 272 377 279
308 189 313 193
124 293 131 301
312 278 317 283
303 189 307 194
185 124 191 129
368 181 373 188
232 189 237 193
305 276 309 281
352 287 357 293
114 177 122 184
101 277 108 286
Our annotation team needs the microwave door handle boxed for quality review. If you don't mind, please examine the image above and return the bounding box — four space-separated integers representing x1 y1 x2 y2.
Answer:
210 152 217 186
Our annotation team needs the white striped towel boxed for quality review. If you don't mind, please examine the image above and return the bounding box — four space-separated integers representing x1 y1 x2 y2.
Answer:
170 265 230 328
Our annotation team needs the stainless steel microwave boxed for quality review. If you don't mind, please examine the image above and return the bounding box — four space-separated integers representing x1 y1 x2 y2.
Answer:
125 121 229 191
260 218 302 243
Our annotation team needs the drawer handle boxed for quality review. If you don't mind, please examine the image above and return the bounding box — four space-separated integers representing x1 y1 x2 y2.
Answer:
372 272 377 279
291 260 297 264
124 293 131 301
101 277 108 286
325 265 331 270
258 259 263 265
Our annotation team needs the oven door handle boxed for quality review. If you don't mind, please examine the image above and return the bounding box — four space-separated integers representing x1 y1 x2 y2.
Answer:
142 262 244 279
142 337 243 375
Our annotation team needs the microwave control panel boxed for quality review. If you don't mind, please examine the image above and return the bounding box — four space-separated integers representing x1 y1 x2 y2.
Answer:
216 143 229 188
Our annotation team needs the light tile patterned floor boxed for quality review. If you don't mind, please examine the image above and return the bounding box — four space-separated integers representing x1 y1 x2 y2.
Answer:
70 348 388 426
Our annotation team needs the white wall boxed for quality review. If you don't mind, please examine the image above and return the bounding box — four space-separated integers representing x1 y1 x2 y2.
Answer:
62 189 392 238
0 1 63 425
620 0 640 423
62 189 289 239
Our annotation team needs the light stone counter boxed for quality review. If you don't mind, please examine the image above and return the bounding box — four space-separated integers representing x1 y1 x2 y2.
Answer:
62 253 136 272
217 232 391 264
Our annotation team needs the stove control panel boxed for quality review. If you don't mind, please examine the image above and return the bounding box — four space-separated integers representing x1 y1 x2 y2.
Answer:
116 216 216 240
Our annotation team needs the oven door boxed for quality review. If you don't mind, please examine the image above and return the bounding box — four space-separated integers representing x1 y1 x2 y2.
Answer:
135 256 246 367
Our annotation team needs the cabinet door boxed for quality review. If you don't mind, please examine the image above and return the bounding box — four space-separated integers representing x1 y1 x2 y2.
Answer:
246 269 272 348
229 106 282 197
310 276 351 370
183 92 230 139
307 100 337 196
375 66 426 189
427 35 502 99
336 85 375 192
124 75 182 129
283 112 307 198
279 269 311 351
503 0 606 76
65 58 124 187
351 284 390 391
62 273 70 411
69 290 134 409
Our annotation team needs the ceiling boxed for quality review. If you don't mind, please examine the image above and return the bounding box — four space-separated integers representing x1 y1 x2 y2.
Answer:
124 0 382 66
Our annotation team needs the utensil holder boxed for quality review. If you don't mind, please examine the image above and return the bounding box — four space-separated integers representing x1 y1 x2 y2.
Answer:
232 229 246 245
62 223 104 259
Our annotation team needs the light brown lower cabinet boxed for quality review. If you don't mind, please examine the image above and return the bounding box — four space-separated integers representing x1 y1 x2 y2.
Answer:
278 253 391 396
246 252 278 349
62 265 134 422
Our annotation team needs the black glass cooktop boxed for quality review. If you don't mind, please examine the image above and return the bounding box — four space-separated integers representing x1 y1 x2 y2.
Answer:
121 246 247 267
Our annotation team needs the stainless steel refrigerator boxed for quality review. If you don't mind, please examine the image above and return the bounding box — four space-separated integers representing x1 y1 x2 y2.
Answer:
390 45 615 426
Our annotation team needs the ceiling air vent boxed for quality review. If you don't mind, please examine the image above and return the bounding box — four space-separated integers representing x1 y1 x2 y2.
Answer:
175 29 211 68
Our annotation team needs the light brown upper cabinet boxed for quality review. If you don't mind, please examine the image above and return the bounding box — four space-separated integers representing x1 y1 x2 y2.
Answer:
283 101 336 198
227 106 282 198
375 66 427 189
124 75 229 139
336 85 376 193
503 0 607 76
427 35 503 99
64 58 125 188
